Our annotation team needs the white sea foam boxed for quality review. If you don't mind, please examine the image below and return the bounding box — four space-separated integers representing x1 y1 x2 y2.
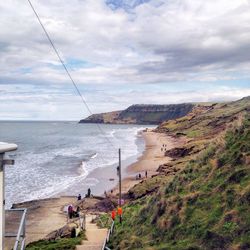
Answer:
2 122 152 208
90 153 98 159
78 161 89 176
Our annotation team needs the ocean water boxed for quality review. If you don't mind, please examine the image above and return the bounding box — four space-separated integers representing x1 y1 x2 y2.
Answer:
0 121 150 207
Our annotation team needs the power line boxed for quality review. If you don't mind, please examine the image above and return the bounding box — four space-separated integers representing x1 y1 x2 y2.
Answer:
27 0 115 149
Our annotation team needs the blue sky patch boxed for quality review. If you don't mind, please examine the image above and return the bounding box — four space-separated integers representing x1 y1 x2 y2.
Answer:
106 0 151 10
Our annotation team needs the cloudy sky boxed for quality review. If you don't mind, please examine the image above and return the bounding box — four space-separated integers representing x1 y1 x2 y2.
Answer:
0 0 250 120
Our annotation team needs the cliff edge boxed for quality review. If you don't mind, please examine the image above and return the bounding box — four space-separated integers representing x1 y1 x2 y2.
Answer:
79 103 194 125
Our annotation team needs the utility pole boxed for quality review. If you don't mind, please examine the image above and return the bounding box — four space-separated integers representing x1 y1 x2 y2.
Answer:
118 148 122 223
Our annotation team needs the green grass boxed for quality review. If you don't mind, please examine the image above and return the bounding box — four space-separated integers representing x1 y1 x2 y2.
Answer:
97 213 113 228
160 96 250 139
26 232 85 250
186 129 202 138
108 111 250 250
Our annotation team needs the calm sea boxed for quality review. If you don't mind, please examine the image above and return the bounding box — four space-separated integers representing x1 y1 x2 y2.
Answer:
0 121 150 207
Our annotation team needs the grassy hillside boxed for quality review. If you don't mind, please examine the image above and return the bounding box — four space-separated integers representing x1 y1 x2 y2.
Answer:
26 232 85 250
108 97 250 250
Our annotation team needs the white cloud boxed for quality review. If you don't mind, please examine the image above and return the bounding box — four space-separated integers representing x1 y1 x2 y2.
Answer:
1 0 250 85
0 83 249 120
0 0 249 119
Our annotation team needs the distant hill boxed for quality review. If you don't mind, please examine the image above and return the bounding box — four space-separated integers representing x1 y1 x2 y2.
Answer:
79 103 194 125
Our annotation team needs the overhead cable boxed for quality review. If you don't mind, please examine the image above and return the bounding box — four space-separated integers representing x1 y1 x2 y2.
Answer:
27 0 115 149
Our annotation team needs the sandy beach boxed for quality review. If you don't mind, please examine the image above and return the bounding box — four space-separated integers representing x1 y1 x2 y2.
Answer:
112 130 185 195
6 129 184 248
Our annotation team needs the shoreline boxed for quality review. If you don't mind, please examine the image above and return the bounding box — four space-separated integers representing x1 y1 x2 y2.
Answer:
8 128 185 246
11 129 184 204
111 130 186 195
66 127 147 197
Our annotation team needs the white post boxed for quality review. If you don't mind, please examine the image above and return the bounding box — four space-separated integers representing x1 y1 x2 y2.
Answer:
0 143 18 250
0 153 4 250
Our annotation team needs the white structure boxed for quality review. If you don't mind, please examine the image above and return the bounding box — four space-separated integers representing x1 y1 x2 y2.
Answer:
0 142 17 250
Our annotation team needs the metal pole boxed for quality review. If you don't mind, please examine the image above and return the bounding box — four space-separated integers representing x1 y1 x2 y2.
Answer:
118 148 122 223
0 153 5 250
13 209 27 250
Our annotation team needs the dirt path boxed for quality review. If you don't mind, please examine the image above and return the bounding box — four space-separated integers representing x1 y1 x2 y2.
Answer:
76 214 107 250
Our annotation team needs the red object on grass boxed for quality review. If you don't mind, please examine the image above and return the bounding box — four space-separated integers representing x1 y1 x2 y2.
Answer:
111 210 116 220
117 207 122 216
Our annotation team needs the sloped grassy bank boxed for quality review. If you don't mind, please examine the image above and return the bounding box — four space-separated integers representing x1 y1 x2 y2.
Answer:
108 97 250 250
26 232 85 250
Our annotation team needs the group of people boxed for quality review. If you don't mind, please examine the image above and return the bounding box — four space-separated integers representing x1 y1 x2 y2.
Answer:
67 204 80 219
161 143 167 152
77 188 91 201
135 170 148 180
68 188 92 219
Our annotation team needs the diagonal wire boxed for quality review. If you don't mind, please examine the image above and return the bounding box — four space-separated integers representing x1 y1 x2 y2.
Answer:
27 0 116 149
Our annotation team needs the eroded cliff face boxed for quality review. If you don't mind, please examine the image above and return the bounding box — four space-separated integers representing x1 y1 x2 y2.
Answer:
108 96 250 250
79 103 194 125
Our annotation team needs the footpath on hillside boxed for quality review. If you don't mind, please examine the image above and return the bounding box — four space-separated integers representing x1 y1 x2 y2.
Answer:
5 196 112 250
76 214 108 250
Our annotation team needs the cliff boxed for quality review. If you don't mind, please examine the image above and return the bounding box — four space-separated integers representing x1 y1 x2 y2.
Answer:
108 96 250 250
79 103 194 125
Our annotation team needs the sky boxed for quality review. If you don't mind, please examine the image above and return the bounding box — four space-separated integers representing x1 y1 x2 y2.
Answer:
0 0 250 120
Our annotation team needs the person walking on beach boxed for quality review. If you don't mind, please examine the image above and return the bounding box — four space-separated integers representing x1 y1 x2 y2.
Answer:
87 188 91 197
77 194 81 201
145 170 148 178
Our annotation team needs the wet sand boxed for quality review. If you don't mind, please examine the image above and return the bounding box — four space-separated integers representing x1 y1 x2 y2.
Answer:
6 129 184 247
112 130 185 195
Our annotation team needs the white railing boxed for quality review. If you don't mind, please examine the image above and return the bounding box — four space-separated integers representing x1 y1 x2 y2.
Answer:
5 208 27 250
102 220 114 250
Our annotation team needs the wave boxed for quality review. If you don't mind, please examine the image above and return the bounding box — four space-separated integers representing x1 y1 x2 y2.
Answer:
108 129 116 138
79 126 148 174
90 153 98 159
78 161 89 176
5 123 152 207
